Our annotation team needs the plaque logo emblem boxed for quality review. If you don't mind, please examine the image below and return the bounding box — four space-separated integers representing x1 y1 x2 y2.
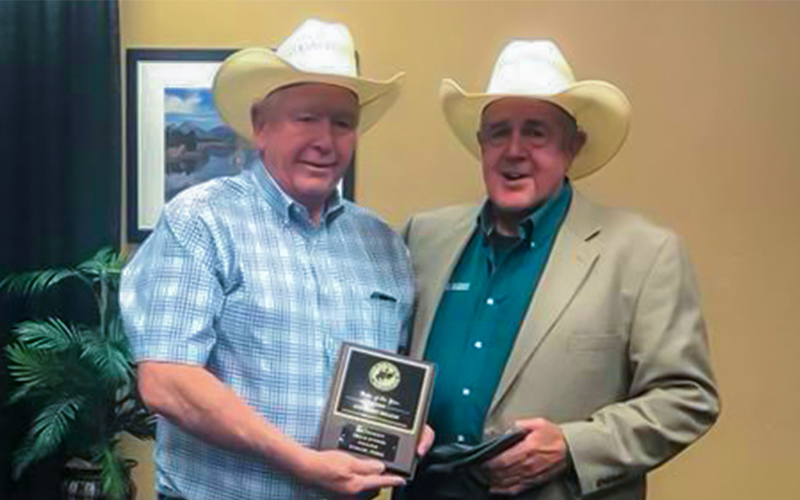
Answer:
368 361 401 392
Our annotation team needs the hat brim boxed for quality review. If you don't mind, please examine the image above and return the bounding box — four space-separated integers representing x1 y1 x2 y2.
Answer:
440 79 631 179
213 47 405 143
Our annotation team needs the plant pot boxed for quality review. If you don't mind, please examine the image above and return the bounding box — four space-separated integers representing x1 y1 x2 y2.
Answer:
62 458 137 500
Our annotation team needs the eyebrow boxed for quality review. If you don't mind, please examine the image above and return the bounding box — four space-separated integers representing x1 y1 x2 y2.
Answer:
289 101 358 115
483 118 550 131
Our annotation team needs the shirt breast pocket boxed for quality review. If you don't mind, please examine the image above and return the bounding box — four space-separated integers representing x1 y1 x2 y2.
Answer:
364 290 404 346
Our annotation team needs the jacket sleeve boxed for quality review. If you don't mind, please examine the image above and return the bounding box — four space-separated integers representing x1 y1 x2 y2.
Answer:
560 233 720 496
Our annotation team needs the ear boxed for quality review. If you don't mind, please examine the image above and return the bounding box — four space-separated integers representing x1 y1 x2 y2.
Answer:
568 129 587 159
250 104 262 133
250 104 269 149
476 130 488 154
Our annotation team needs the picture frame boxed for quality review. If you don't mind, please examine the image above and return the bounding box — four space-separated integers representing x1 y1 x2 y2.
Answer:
125 48 356 242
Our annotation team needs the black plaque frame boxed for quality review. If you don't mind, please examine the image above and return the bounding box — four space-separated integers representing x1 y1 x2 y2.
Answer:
319 343 435 477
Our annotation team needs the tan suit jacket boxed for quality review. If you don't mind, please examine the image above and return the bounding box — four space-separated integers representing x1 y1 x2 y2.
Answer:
403 191 719 499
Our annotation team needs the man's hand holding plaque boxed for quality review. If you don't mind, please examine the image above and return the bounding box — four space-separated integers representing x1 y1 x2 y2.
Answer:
319 343 436 478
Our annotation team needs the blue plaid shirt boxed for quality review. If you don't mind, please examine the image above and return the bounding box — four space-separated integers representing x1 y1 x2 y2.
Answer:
120 161 414 500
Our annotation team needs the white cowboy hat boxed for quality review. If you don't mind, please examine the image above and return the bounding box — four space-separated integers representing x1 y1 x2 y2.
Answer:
213 19 405 142
441 40 631 179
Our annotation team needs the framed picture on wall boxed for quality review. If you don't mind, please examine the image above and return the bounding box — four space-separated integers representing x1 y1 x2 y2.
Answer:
125 48 356 243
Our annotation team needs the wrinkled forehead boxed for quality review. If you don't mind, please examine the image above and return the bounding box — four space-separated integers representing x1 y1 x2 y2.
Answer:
480 97 575 129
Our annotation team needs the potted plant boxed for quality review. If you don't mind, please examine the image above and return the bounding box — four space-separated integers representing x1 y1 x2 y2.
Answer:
3 247 155 500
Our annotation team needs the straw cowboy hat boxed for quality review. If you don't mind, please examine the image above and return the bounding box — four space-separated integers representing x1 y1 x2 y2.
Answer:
213 19 405 142
441 40 631 179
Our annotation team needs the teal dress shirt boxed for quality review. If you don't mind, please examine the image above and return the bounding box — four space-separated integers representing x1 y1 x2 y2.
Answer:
424 182 572 445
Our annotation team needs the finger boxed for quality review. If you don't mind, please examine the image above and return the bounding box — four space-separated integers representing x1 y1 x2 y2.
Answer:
349 457 387 475
490 474 543 495
491 471 523 490
357 473 406 491
490 477 549 495
484 440 529 471
490 484 526 496
489 454 563 485
500 453 549 479
491 460 567 491
417 425 435 456
514 418 546 431
486 461 518 485
531 461 567 484
507 444 568 480
490 474 529 496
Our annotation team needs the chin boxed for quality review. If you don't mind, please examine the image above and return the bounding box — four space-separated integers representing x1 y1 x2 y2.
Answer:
303 183 340 199
491 194 540 213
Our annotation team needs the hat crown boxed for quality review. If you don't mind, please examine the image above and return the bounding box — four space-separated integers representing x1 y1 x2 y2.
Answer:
486 40 575 95
276 19 358 77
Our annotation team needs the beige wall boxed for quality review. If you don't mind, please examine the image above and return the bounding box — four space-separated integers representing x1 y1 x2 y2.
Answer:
119 1 800 499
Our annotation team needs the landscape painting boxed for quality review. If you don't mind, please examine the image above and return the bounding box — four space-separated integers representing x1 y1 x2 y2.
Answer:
163 87 255 201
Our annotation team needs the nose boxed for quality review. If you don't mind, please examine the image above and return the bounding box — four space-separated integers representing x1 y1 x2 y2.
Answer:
311 121 335 155
505 129 524 159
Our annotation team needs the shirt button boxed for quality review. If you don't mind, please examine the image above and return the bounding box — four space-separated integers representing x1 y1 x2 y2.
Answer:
457 435 465 443
530 241 537 249
474 341 483 349
486 297 494 306
462 388 470 396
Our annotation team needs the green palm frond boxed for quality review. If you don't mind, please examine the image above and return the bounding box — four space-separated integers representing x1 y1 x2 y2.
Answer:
11 318 82 351
0 268 90 297
94 440 130 500
105 316 130 347
6 319 83 403
81 333 133 387
6 344 64 400
4 246 153 495
12 395 85 479
7 384 34 406
11 431 41 480
33 396 86 447
76 247 123 282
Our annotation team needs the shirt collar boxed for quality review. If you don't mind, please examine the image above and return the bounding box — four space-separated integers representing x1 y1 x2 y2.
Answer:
249 157 345 227
478 179 572 246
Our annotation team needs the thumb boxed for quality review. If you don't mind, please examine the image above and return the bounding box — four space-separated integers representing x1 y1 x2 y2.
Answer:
417 425 435 456
514 418 545 431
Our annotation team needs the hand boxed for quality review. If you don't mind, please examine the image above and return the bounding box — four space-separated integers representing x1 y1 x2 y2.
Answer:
417 424 435 457
483 418 568 495
297 449 406 496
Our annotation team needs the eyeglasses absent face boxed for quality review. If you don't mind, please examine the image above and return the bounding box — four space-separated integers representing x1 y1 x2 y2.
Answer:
477 98 585 222
479 101 578 150
480 117 558 149
251 83 359 220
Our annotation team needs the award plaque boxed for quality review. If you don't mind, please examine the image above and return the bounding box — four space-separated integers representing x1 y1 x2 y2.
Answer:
319 343 435 477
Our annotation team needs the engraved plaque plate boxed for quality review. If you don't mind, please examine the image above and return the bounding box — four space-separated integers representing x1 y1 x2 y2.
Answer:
319 343 435 477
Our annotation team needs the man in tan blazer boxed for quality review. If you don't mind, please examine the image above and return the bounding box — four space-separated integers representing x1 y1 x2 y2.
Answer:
402 41 719 499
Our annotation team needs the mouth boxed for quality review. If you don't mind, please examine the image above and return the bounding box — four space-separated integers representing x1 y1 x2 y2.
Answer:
301 161 337 170
501 171 527 181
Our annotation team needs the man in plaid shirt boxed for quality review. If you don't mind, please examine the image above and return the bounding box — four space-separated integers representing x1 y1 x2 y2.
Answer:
120 20 430 500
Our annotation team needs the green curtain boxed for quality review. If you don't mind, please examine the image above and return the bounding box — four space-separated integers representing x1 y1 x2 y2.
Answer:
0 1 121 498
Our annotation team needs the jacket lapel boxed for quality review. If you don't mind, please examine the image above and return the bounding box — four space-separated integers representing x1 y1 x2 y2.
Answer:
490 193 602 413
410 207 478 359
